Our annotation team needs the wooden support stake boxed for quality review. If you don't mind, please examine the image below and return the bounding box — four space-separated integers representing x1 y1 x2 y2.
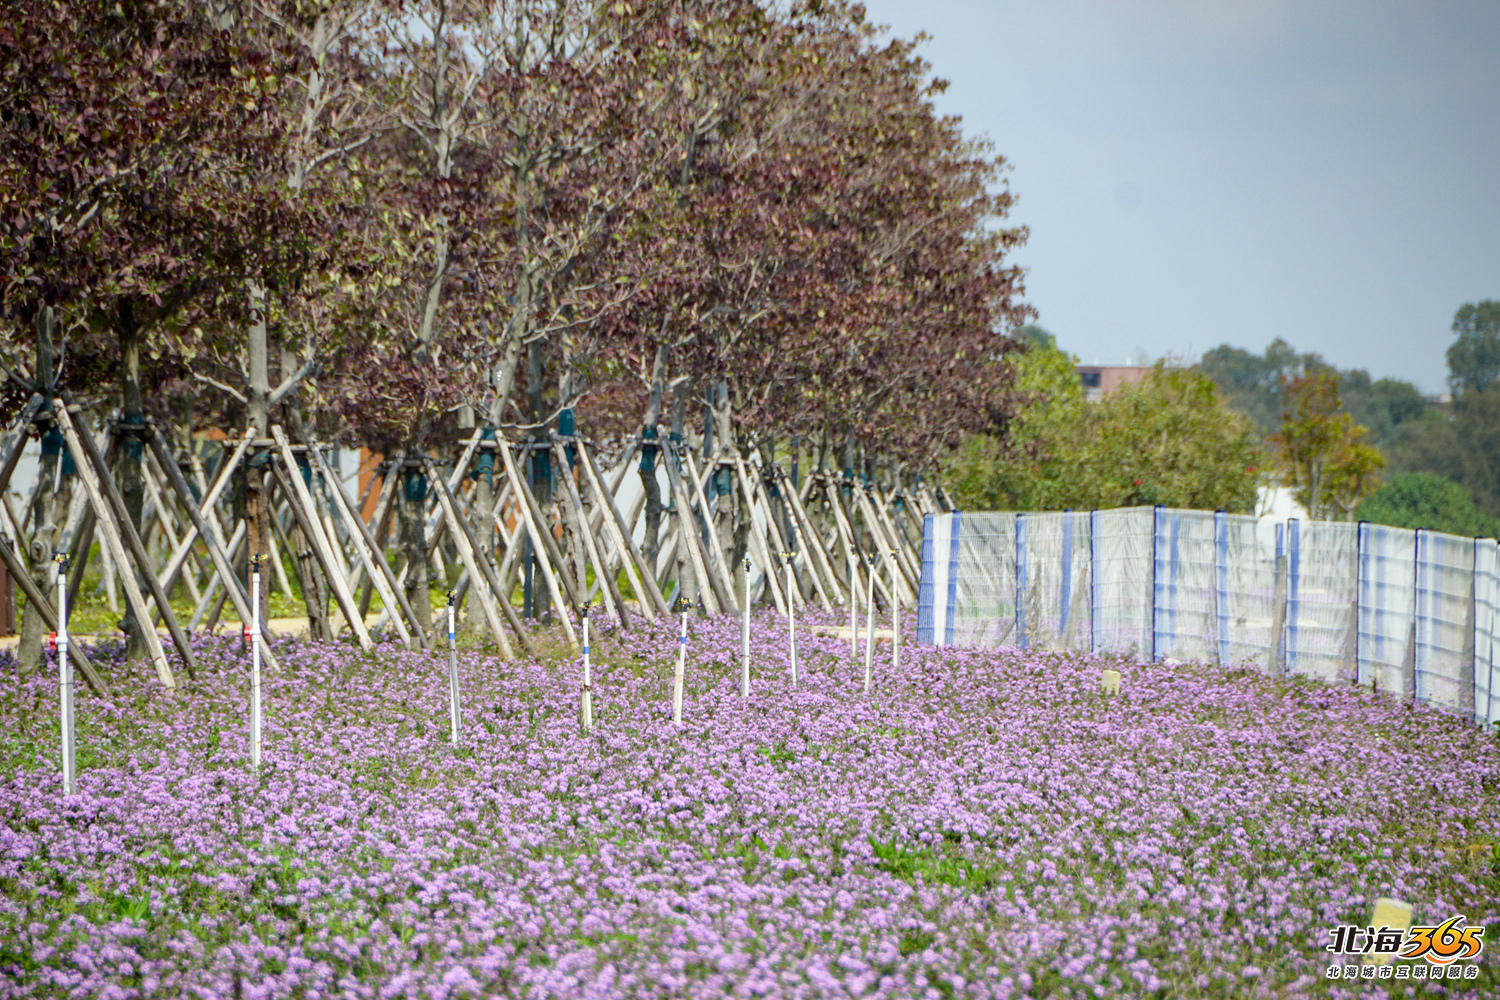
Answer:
779 468 846 605
269 427 372 649
356 463 401 617
727 459 787 615
140 453 202 604
307 443 424 650
576 438 666 618
554 443 627 627
497 437 581 636
51 401 178 687
189 521 245 629
661 443 722 616
854 485 915 605
0 533 107 695
869 485 921 590
152 430 250 615
683 450 739 612
425 457 532 659
145 427 283 675
828 478 894 606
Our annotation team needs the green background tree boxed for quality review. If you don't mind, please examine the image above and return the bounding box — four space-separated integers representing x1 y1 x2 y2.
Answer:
1355 472 1500 538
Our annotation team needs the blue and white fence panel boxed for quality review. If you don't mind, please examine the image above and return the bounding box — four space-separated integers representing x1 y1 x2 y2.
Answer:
919 507 1500 730
1091 507 1154 659
1475 539 1499 728
1413 531 1476 715
917 512 1017 648
1356 523 1416 698
1284 520 1358 685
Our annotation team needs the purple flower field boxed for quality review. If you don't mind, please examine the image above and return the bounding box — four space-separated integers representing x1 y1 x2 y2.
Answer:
1 612 1497 999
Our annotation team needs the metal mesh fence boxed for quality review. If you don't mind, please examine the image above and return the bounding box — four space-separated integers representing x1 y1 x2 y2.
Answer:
918 507 1500 730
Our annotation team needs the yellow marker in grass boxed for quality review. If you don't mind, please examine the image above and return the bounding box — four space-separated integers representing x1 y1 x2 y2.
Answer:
1370 898 1412 965
1100 668 1122 696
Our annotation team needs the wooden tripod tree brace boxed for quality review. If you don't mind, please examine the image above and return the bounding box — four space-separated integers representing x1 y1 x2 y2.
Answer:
0 533 106 695
424 457 535 659
306 442 425 651
576 438 667 618
496 437 580 642
144 427 283 676
269 427 372 649
552 441 627 627
52 400 182 687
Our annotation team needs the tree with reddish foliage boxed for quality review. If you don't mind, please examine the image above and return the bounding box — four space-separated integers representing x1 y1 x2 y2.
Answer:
1 0 322 662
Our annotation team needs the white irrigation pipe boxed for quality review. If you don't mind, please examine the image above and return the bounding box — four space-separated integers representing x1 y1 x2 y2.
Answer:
672 599 688 725
55 554 75 795
785 554 798 688
581 605 594 732
890 552 899 674
848 549 857 657
250 555 263 772
863 566 875 693
741 558 751 698
447 592 461 745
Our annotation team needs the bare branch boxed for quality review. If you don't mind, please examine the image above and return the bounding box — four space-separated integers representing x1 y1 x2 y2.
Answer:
0 348 35 393
192 372 247 404
268 356 320 407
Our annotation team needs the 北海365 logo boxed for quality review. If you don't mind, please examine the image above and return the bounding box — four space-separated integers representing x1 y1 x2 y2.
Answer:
1327 914 1485 964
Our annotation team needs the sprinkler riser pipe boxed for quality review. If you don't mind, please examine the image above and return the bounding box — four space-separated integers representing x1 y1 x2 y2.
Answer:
672 611 687 725
447 602 460 745
57 563 74 796
581 614 593 732
251 569 263 772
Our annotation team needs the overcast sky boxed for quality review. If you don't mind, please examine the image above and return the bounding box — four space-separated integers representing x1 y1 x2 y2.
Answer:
859 0 1500 393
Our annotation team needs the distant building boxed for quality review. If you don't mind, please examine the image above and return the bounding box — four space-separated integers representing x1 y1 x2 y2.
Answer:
1076 364 1152 402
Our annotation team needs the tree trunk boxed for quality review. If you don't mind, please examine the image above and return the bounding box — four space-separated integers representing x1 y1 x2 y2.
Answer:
291 521 333 641
401 463 433 637
669 381 695 603
526 340 553 621
640 340 669 578
244 282 272 644
113 300 150 664
19 307 66 669
710 379 735 572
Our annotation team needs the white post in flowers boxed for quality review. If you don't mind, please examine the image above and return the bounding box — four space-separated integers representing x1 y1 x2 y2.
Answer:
672 596 689 725
890 551 899 673
447 591 461 745
848 548 857 657
55 553 75 795
741 557 751 698
863 565 875 693
250 553 263 771
581 602 594 732
784 553 797 688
